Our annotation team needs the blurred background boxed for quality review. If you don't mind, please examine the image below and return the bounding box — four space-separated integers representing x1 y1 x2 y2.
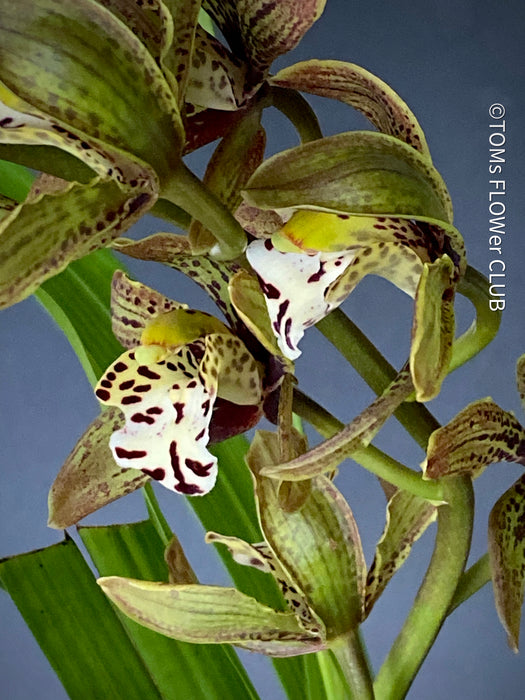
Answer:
1 0 525 697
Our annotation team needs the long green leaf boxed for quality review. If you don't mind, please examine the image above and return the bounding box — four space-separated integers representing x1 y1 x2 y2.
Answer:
0 537 163 700
80 520 259 700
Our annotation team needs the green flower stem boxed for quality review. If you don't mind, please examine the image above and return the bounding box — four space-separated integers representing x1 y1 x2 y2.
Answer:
269 86 324 143
316 310 439 449
448 552 491 614
450 266 502 372
374 475 474 700
161 162 247 259
292 389 444 502
150 198 192 230
331 631 375 700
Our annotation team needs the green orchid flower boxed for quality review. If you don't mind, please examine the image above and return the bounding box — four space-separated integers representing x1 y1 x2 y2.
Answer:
0 0 248 309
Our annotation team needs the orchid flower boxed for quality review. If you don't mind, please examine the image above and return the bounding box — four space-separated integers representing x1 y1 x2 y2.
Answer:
242 128 466 401
93 273 263 496
0 0 249 309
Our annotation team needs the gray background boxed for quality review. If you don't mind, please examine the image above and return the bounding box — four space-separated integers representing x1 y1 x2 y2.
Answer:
1 0 525 697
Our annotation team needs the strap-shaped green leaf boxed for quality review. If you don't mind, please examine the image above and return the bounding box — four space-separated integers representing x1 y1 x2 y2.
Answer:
488 474 525 652
80 519 260 699
0 537 163 700
243 130 453 223
271 60 430 156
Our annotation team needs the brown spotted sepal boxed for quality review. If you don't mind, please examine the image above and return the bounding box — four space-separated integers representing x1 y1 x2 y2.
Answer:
95 307 263 496
422 398 525 480
247 430 367 640
48 407 149 529
488 474 525 652
188 0 326 110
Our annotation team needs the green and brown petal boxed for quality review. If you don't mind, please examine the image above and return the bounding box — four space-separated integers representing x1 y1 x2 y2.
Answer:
248 430 366 637
270 59 430 156
243 130 453 223
98 577 325 656
0 0 184 182
0 177 153 308
488 474 525 652
48 407 149 529
202 0 326 87
365 490 437 616
423 399 525 480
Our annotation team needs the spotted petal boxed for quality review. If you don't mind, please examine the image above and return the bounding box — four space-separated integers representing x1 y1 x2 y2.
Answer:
95 344 218 495
110 271 188 349
0 177 153 308
270 60 430 156
488 474 525 652
112 233 243 332
365 490 437 616
423 399 525 480
202 0 326 86
246 238 354 360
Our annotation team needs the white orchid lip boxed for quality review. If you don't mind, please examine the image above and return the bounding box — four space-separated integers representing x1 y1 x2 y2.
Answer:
246 238 354 360
96 342 218 495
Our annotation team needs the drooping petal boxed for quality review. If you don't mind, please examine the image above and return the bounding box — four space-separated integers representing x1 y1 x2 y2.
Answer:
110 271 188 349
112 233 243 332
261 365 415 481
410 255 456 401
270 60 430 156
95 344 218 495
202 333 262 405
246 238 354 359
98 577 325 656
0 177 153 308
423 399 525 480
243 130 453 224
202 0 326 86
48 408 149 529
365 490 437 616
488 474 525 652
229 269 286 359
248 431 366 637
